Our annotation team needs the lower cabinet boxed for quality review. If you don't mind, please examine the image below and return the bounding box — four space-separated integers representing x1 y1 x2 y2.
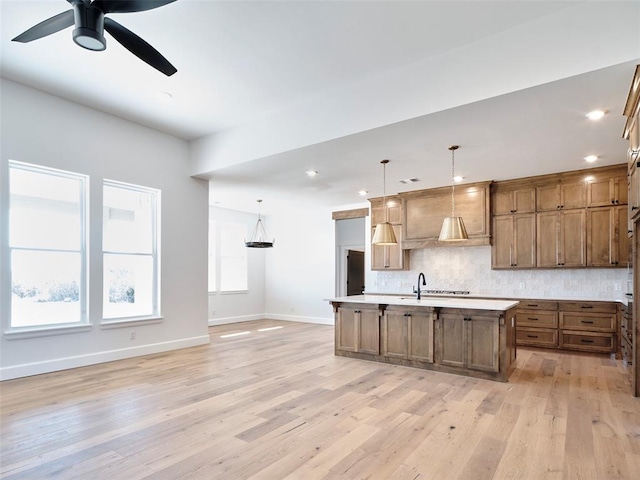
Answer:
332 302 516 382
335 304 380 355
436 310 500 373
514 299 618 354
381 307 433 363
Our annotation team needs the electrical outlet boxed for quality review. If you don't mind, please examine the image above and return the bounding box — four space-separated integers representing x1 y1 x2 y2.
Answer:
130 331 136 340
519 282 525 290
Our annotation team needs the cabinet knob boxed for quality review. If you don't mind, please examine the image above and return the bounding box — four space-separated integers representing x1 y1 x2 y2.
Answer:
632 206 639 211
404 313 411 317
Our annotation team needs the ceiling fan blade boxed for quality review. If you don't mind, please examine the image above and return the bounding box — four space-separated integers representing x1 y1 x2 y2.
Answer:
92 0 177 14
103 17 177 76
12 10 74 43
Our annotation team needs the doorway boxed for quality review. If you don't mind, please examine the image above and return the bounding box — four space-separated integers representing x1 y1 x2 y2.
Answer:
347 250 365 296
334 216 366 297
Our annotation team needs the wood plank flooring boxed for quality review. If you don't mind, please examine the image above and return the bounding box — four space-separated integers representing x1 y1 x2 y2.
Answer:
1 319 639 479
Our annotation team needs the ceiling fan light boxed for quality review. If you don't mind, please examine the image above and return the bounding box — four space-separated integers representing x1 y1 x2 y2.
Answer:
372 222 397 245
73 27 106 51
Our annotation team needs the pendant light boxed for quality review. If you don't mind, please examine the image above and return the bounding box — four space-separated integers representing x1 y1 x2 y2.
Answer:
372 159 398 245
439 145 469 241
246 200 274 248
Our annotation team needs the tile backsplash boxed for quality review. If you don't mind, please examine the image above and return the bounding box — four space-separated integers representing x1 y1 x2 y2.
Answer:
367 246 629 301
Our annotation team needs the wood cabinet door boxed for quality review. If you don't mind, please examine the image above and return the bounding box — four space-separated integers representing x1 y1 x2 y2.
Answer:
382 311 408 359
467 316 499 373
559 209 586 267
336 307 357 352
371 225 406 271
513 214 536 268
408 313 432 362
492 188 535 215
615 205 630 266
491 215 513 268
588 178 615 207
492 190 514 216
587 207 614 266
514 188 536 213
358 309 380 355
536 184 560 211
536 211 559 267
561 182 587 209
437 313 466 368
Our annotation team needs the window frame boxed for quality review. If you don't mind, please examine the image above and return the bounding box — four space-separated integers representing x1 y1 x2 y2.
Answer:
101 179 161 323
4 160 90 335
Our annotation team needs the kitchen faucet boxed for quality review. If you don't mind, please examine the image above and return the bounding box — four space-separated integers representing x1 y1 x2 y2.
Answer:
413 272 427 300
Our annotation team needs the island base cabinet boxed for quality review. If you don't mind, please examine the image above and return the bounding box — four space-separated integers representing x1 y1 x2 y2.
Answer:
331 301 516 382
436 310 501 374
382 308 433 363
335 305 380 355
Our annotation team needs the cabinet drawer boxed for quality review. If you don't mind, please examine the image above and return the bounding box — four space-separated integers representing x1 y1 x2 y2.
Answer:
560 312 615 331
516 311 558 328
518 300 558 311
516 328 558 347
560 331 615 353
560 301 617 313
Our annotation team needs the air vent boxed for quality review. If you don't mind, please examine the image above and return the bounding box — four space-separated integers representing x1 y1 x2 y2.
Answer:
399 178 420 184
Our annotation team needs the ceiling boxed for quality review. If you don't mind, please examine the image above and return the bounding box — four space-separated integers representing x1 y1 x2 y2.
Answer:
1 1 639 214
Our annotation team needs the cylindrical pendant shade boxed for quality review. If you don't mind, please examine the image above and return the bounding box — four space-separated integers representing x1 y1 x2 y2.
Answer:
372 222 397 245
439 216 469 241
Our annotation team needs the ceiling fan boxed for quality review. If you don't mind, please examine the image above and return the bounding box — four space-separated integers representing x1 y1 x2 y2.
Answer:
12 0 178 76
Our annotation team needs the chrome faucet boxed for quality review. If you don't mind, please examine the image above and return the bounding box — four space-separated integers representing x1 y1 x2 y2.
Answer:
413 272 427 300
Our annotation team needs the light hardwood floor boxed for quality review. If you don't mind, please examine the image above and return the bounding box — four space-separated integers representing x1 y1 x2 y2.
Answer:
1 319 639 480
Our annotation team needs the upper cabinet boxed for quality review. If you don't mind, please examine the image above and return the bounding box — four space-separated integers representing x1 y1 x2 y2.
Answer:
492 186 536 215
536 181 586 211
402 181 491 249
369 195 409 271
491 164 627 269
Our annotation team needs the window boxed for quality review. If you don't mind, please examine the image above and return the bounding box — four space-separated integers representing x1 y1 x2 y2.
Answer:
103 180 160 320
219 222 247 292
8 161 88 329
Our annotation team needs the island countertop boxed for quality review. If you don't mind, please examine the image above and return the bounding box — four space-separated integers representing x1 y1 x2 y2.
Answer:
328 294 519 311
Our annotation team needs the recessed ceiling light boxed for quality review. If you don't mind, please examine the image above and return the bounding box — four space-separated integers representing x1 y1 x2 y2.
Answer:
586 110 606 120
584 155 598 163
453 176 464 183
358 190 368 196
306 170 318 177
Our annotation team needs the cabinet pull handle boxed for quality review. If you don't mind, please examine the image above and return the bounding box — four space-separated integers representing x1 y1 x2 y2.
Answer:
354 310 361 313
632 206 639 211
527 317 539 321
527 304 538 307
404 313 411 317
580 305 594 309
527 334 539 338
580 320 594 324
580 339 595 343
464 317 472 321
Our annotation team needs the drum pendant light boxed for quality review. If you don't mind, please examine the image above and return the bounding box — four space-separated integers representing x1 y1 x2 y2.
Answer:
246 200 274 248
439 145 469 241
372 159 398 245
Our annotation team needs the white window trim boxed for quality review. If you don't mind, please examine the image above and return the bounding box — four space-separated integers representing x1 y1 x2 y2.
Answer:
101 179 161 323
4 160 89 335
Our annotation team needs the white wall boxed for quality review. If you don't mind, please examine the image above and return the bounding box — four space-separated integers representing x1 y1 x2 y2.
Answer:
0 79 210 380
264 205 336 324
208 206 266 325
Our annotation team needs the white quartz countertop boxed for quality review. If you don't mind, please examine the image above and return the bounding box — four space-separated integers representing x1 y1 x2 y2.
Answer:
327 295 519 311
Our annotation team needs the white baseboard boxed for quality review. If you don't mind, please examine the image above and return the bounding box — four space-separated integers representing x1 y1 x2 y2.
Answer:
265 313 334 326
0 335 211 381
208 314 264 326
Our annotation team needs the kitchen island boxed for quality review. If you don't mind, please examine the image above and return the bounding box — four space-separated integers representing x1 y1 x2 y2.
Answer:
328 295 519 382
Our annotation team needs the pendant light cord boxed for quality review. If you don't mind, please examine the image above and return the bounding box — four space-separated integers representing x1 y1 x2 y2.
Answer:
381 159 390 223
451 149 455 217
